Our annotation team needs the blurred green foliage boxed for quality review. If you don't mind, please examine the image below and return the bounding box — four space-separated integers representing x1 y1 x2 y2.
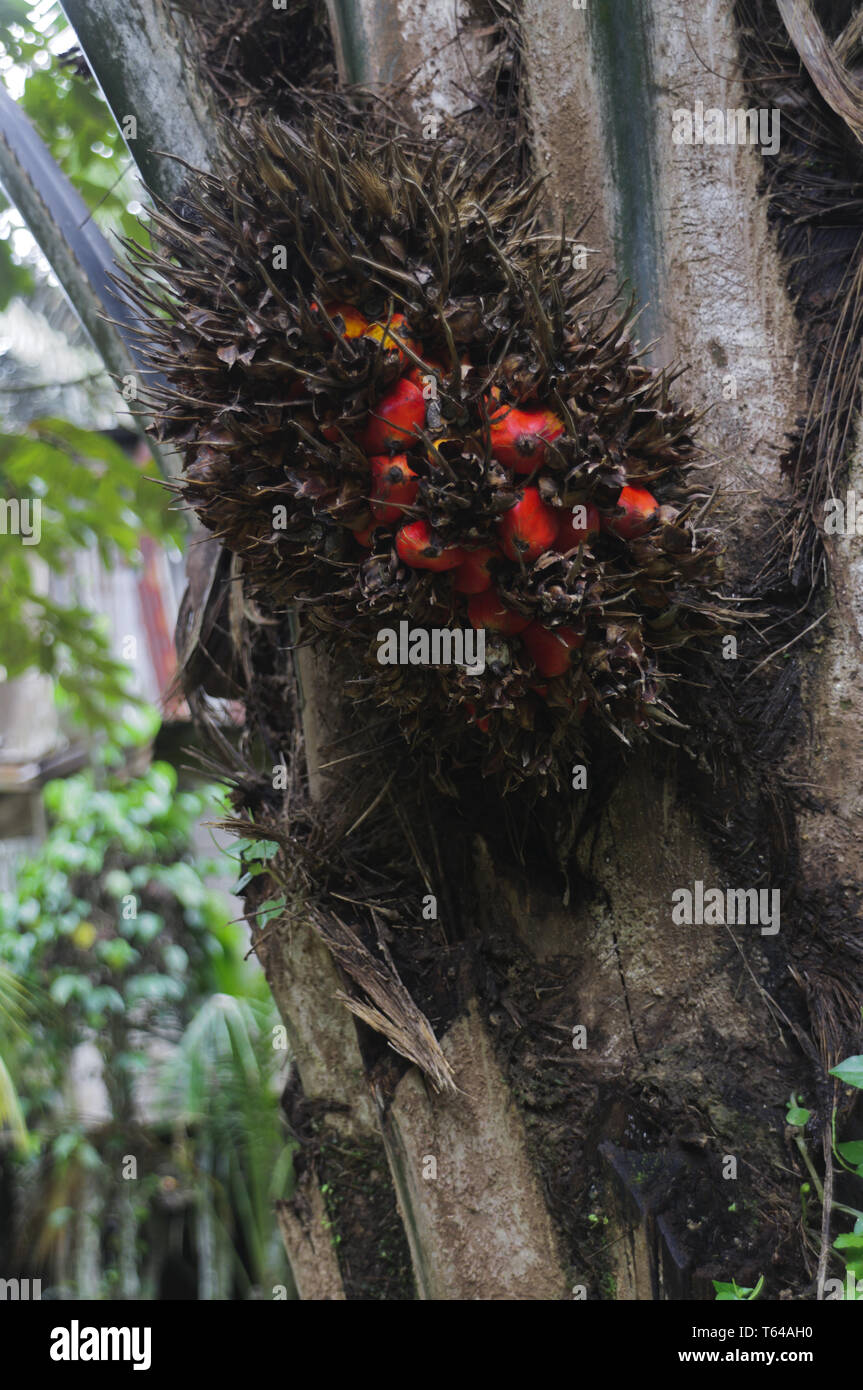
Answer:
0 0 147 310
0 418 183 725
0 4 170 727
0 755 236 1113
160 990 297 1298
0 717 293 1297
0 0 292 1304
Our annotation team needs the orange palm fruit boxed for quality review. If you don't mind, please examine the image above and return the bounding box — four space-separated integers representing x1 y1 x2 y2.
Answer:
363 313 421 367
603 485 659 540
363 312 408 346
313 300 369 338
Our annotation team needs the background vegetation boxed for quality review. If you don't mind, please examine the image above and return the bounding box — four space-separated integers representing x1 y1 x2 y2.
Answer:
0 1 295 1299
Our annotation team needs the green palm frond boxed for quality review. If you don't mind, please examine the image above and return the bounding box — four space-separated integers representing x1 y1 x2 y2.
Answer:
0 964 29 1150
159 990 293 1293
0 1047 27 1150
0 962 28 1032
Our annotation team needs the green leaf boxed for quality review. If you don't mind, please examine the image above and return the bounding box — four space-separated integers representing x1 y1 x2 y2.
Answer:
87 986 124 1016
78 1141 103 1172
162 944 188 975
245 840 281 863
96 937 137 971
835 1234 863 1251
830 1056 863 1091
52 1131 80 1162
125 912 163 944
124 974 184 1005
256 895 287 929
49 973 89 1006
102 869 133 898
835 1233 863 1280
231 838 281 864
713 1274 763 1301
47 1205 75 1230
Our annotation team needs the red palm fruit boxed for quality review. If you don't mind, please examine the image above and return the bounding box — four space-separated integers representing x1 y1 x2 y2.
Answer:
498 488 558 562
557 501 601 550
313 300 369 338
453 546 498 594
488 402 565 473
396 520 464 571
521 622 585 677
363 313 421 366
360 378 425 453
369 455 418 522
603 484 659 540
466 590 531 634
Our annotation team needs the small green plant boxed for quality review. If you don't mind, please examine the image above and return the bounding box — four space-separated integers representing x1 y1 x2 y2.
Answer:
830 1055 863 1091
786 1092 811 1127
781 1046 863 1297
713 1274 764 1301
828 1053 863 1289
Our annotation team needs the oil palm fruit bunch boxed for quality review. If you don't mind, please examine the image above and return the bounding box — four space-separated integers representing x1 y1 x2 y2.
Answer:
126 118 726 788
